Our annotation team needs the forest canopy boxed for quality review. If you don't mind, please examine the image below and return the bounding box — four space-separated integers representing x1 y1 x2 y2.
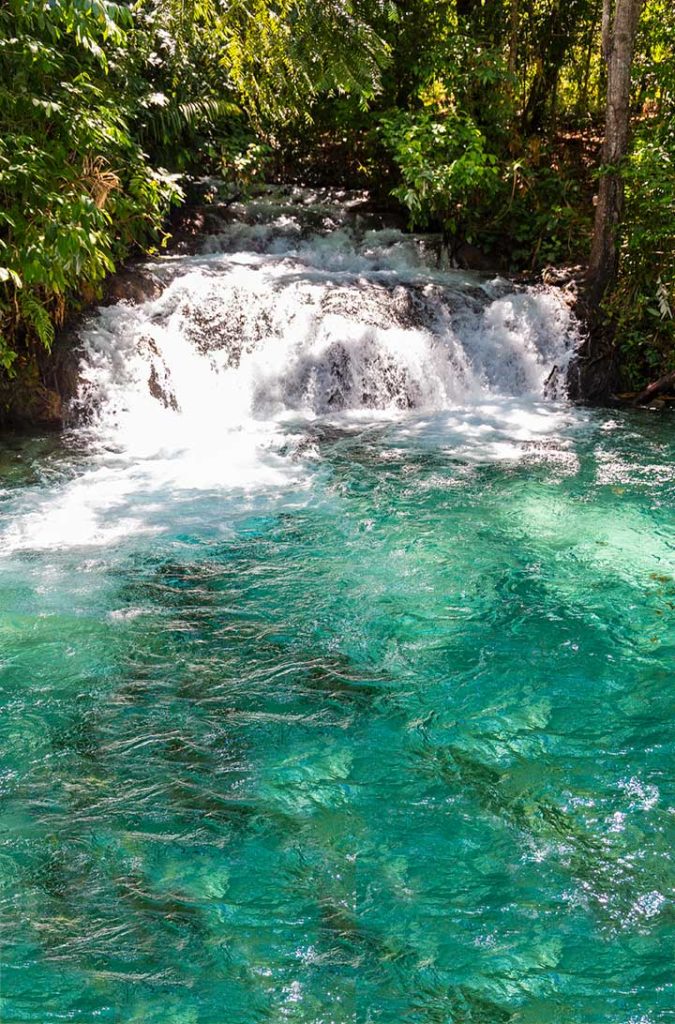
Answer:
0 0 673 408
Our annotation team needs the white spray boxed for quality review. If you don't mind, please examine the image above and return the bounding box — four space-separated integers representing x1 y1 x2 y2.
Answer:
2 187 582 552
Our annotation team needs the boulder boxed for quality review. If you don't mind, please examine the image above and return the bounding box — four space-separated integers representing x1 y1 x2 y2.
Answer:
103 268 165 306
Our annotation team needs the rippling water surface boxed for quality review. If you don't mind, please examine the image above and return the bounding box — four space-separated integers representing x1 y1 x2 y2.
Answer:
1 191 673 1023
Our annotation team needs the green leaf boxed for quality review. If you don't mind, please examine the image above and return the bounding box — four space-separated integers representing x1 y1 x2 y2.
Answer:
0 267 22 288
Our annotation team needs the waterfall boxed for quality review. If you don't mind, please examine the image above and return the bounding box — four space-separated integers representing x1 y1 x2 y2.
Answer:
75 187 579 438
2 188 583 553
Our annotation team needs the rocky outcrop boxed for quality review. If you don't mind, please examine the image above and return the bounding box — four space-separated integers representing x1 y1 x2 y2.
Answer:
565 325 620 403
0 266 169 431
526 266 620 404
563 275 620 404
0 352 66 431
102 267 165 306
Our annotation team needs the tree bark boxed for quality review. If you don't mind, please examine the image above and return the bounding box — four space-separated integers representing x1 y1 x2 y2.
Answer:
508 0 518 85
587 0 643 309
633 370 675 405
601 0 613 60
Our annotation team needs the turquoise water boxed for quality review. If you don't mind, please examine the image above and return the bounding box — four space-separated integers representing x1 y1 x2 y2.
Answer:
0 409 673 1023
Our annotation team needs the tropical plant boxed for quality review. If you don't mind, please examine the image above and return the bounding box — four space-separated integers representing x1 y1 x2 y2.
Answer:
0 0 181 391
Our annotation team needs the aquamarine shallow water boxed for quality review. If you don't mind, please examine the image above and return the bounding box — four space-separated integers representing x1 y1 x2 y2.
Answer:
0 409 673 1024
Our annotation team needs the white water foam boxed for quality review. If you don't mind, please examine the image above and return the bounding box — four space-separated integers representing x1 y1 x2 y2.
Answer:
1 187 582 553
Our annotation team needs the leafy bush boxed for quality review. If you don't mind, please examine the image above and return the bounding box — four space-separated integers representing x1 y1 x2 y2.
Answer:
379 103 590 268
609 124 675 387
491 160 590 268
379 106 501 240
0 1 182 383
0 0 390 397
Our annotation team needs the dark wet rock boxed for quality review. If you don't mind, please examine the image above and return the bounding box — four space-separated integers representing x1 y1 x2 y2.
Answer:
519 266 614 404
168 206 208 254
543 364 561 399
319 281 440 333
180 294 272 366
148 364 179 411
390 284 439 330
103 267 165 306
169 203 242 252
567 337 618 403
564 282 619 403
632 369 675 406
273 337 421 414
0 326 83 430
0 359 63 430
138 336 180 411
453 241 503 273
542 264 585 288
181 178 242 207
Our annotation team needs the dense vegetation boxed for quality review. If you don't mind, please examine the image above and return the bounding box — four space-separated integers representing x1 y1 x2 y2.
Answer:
0 0 673 421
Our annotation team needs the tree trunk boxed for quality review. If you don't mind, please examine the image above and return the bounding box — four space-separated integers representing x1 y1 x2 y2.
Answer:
508 0 518 86
587 0 643 309
601 0 613 60
633 369 675 405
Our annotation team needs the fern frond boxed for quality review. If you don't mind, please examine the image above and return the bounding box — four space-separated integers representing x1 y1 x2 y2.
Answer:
19 293 55 351
141 95 241 145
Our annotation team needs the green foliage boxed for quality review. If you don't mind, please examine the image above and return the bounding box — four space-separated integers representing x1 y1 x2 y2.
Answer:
0 0 391 402
217 0 388 125
379 104 590 267
0 0 673 405
609 124 675 387
0 0 182 379
370 8 595 268
0 336 18 376
129 0 387 174
379 106 501 237
494 160 591 267
18 294 55 353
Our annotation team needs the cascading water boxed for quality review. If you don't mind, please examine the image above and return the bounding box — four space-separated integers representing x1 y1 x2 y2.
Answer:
1 188 672 1024
77 187 577 442
3 187 582 553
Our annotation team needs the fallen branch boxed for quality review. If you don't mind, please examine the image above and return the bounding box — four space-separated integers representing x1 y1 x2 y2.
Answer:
633 370 675 405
